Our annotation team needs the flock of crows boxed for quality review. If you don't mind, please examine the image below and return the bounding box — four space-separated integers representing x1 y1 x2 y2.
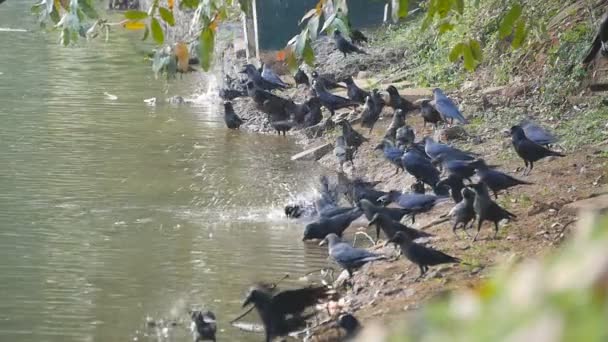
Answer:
193 23 571 342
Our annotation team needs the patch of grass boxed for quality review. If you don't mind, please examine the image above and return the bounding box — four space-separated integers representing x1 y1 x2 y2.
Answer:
556 107 608 149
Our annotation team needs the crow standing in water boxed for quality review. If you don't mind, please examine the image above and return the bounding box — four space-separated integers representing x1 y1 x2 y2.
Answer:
386 231 462 279
344 76 370 104
510 125 565 175
320 233 386 277
243 284 329 342
294 68 310 87
469 183 517 241
222 101 244 129
190 310 217 341
333 30 368 58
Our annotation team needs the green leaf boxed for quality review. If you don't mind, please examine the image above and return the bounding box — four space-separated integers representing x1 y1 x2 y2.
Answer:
511 19 527 49
295 29 308 55
391 0 409 23
438 21 454 33
78 0 98 19
238 0 250 14
303 39 315 66
462 44 475 71
469 39 482 61
180 0 199 9
332 17 350 36
307 14 320 40
320 12 336 33
436 0 451 18
286 49 298 73
449 42 465 62
158 7 175 26
454 0 464 14
142 25 150 40
499 4 522 39
124 10 149 20
150 17 164 45
198 27 215 71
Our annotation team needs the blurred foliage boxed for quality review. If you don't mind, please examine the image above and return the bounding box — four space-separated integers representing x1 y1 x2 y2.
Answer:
375 213 608 341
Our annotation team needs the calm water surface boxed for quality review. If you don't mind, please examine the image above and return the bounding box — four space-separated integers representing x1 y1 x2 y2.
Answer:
0 2 327 341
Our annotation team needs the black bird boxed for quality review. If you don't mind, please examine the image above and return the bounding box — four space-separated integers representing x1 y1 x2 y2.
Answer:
359 199 409 223
190 310 217 341
335 135 355 171
223 101 244 129
308 313 361 342
344 76 370 104
240 64 286 91
434 156 478 181
520 119 558 146
350 29 369 45
368 213 432 241
375 140 404 174
270 120 295 136
261 98 290 122
583 13 608 66
360 96 381 134
311 71 347 90
339 175 387 206
320 233 386 277
313 80 360 116
470 183 517 241
294 68 310 87
435 174 466 203
423 137 476 161
401 147 442 190
304 97 323 127
246 81 290 108
303 208 363 240
396 125 415 149
510 125 565 175
384 109 406 142
337 120 368 155
378 191 447 223
261 63 289 88
387 231 461 279
420 99 444 128
441 188 476 238
370 89 386 115
386 85 415 113
243 284 329 342
471 159 532 198
333 30 368 57
285 100 310 124
219 87 246 101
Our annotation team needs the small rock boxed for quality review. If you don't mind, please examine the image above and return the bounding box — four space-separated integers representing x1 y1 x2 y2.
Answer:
470 267 482 275
535 230 547 236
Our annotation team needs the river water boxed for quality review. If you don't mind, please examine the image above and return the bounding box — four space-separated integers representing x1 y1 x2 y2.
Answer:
0 2 328 341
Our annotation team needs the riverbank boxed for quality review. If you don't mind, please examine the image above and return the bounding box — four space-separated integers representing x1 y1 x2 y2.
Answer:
212 2 608 339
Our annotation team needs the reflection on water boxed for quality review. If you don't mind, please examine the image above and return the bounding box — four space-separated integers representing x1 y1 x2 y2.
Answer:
0 2 328 341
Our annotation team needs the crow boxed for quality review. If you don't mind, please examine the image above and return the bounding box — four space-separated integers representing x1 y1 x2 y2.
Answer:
471 159 532 198
435 174 466 203
510 125 565 175
378 191 447 223
469 183 517 241
304 97 323 127
582 13 608 66
386 231 462 279
219 87 246 101
223 101 244 129
307 313 361 342
303 208 363 240
337 120 368 155
311 71 347 90
313 80 359 116
420 99 444 128
360 96 381 134
423 137 476 161
190 310 217 342
432 88 468 124
261 63 289 88
368 213 432 240
396 125 415 149
294 68 310 87
333 30 368 57
320 233 386 277
243 284 329 342
384 109 406 142
441 188 476 238
335 135 356 172
358 199 410 223
270 120 295 136
350 29 369 44
386 85 415 113
240 64 286 91
520 119 558 146
344 76 370 104
401 147 442 190
375 140 404 174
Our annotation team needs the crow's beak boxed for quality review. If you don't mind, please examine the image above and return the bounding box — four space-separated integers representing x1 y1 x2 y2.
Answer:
242 297 252 308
